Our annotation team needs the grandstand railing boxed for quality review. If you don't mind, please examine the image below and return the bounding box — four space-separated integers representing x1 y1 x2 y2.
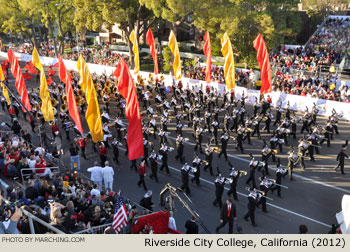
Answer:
73 223 112 234
20 167 59 181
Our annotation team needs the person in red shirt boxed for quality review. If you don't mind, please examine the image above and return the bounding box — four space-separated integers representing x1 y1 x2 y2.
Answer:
8 105 15 120
98 142 108 166
35 159 46 175
77 135 88 160
137 159 148 191
51 122 60 138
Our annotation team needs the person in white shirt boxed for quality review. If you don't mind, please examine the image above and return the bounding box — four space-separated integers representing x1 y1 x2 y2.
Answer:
90 184 101 197
27 156 37 173
168 211 177 230
87 161 103 191
102 161 114 193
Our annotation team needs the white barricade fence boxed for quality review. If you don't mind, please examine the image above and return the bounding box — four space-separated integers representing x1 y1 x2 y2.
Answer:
1 51 349 119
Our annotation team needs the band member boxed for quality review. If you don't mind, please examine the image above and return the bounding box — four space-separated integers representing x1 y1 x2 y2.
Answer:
261 143 271 176
288 148 299 180
246 155 259 188
244 188 260 226
111 138 121 165
235 125 244 153
330 110 340 135
298 138 308 170
274 105 282 126
98 142 108 167
211 120 220 145
175 135 185 163
148 117 157 139
149 150 159 182
218 133 229 160
158 130 168 144
227 163 245 201
180 162 191 196
194 127 204 154
62 120 72 140
213 171 225 209
271 158 288 197
320 121 333 147
137 159 148 191
204 111 212 133
290 115 298 139
263 110 273 133
191 155 202 186
215 198 237 234
203 144 214 176
159 144 171 176
257 176 273 213
300 110 311 134
335 142 348 175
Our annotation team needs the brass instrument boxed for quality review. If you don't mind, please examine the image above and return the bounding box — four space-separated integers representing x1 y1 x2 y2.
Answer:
213 146 221 153
48 120 55 126
51 98 59 107
38 102 42 109
239 170 248 175
36 111 44 120
262 116 268 121
77 89 85 97
60 103 68 113
245 187 265 196
102 94 110 103
75 96 82 105
62 95 68 103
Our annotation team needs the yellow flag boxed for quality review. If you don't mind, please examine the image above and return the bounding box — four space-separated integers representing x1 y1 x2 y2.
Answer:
32 47 54 121
0 66 11 105
168 30 182 80
77 55 103 142
221 32 235 90
129 30 140 74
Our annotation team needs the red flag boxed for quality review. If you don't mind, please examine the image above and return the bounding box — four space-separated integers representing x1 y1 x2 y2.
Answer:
24 61 38 74
113 58 144 160
203 31 212 84
146 29 158 75
58 55 83 133
52 62 59 68
7 49 31 112
23 70 33 80
48 66 56 76
253 34 272 94
47 76 53 85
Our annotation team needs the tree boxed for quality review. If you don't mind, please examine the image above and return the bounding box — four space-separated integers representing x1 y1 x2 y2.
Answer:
20 0 75 56
0 0 43 48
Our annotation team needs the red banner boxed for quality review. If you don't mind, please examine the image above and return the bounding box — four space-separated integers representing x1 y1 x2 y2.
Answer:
146 29 158 76
203 31 212 84
113 58 144 160
58 55 83 133
132 211 170 234
253 34 272 94
7 49 31 112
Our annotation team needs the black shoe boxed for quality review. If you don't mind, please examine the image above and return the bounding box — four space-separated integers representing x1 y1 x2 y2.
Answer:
262 210 268 213
234 198 239 201
252 223 257 227
244 217 248 222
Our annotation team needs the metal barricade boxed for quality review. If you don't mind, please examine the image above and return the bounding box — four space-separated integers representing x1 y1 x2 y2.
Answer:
74 223 112 234
20 167 59 181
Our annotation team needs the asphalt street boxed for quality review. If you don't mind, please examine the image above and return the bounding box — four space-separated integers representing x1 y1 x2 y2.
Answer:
1 57 349 234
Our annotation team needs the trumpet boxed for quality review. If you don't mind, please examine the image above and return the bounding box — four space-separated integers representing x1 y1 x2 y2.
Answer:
239 170 248 175
102 94 110 103
52 107 57 116
225 178 233 184
77 89 85 97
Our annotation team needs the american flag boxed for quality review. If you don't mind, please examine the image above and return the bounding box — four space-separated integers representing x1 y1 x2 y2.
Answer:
112 193 128 233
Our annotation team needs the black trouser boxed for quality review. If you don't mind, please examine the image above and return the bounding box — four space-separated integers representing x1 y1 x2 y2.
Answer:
227 183 238 200
130 160 137 171
244 208 256 225
191 171 200 186
218 147 228 160
308 147 315 161
81 147 87 159
216 218 233 234
261 155 270 176
160 160 170 175
271 183 282 197
113 150 119 164
300 122 309 133
137 175 148 191
150 165 159 182
258 195 267 212
288 161 295 180
100 155 107 166
235 139 244 152
204 160 213 175
246 172 256 188
175 149 184 163
65 130 70 140
213 191 223 208
194 141 203 153
181 180 191 195
243 132 251 144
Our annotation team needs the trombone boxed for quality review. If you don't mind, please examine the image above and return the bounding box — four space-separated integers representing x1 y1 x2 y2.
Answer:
259 177 289 189
245 187 273 200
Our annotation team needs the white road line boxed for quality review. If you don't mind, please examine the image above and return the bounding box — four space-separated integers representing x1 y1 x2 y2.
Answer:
167 136 350 194
165 164 331 228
